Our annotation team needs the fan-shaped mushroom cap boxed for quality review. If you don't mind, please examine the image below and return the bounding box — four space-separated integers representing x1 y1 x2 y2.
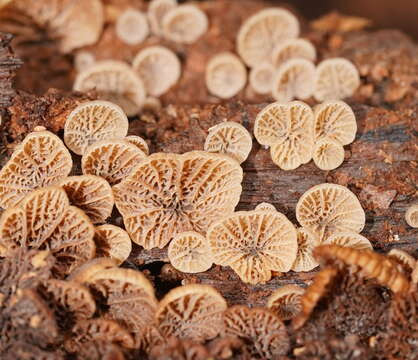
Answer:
223 305 290 358
272 38 316 68
314 58 360 101
267 284 305 320
156 284 227 341
68 257 118 283
115 8 149 45
254 101 314 170
113 151 243 249
167 231 212 273
81 139 147 185
205 52 247 99
125 135 149 155
94 225 132 265
296 183 365 242
74 51 95 72
314 100 357 145
291 227 319 272
249 62 275 95
312 138 345 170
272 58 316 102
255 202 276 212
323 231 373 250
405 204 418 228
237 8 299 67
162 4 208 44
64 100 129 155
208 210 297 284
132 46 181 97
204 121 252 164
73 60 146 117
0 130 72 209
148 0 177 36
387 249 416 274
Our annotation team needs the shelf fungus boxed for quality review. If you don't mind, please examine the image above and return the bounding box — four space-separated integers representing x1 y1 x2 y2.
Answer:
115 8 149 45
254 101 314 170
312 138 345 170
156 284 227 342
249 62 275 95
113 151 243 249
405 204 418 228
267 284 305 320
272 38 316 68
207 210 297 284
323 231 373 250
148 0 178 36
223 305 290 358
204 121 252 164
0 130 72 209
94 225 132 265
125 135 149 155
291 227 319 272
255 202 277 212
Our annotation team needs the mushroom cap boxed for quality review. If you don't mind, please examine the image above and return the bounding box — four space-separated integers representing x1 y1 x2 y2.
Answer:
323 231 373 250
64 100 129 155
162 4 208 44
73 60 146 117
314 58 360 102
272 58 316 102
204 121 253 164
68 257 118 283
387 249 416 274
272 38 316 68
74 51 95 72
94 224 132 265
255 202 277 212
156 284 227 342
296 183 366 241
267 284 305 320
132 46 181 97
115 8 149 45
237 8 299 67
249 62 275 95
312 138 345 170
0 130 72 209
208 210 298 284
125 135 149 155
148 0 178 36
405 204 418 228
291 227 319 272
205 52 247 99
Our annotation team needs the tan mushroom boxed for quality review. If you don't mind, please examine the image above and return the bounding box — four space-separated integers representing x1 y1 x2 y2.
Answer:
148 0 177 36
156 284 227 341
405 204 418 228
68 258 118 283
267 284 305 320
291 227 319 272
255 202 276 212
94 225 132 265
204 121 252 164
272 38 316 68
237 8 299 67
312 138 345 170
0 130 72 209
208 210 298 284
115 8 149 45
74 51 95 72
132 46 181 97
387 249 416 274
323 231 373 250
206 52 247 99
249 62 275 95
125 135 149 155
73 60 146 116
314 58 360 101
64 100 129 155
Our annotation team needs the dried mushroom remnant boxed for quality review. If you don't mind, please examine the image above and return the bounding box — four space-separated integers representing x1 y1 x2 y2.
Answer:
387 249 416 274
162 4 208 44
0 130 72 209
272 58 316 102
237 8 299 67
116 8 149 45
156 284 227 342
312 138 345 170
405 204 418 228
254 101 314 170
82 139 147 185
73 60 146 117
206 52 247 99
204 121 252 164
148 0 177 36
113 151 243 249
64 100 129 155
255 202 276 212
272 38 316 67
296 183 365 241
323 232 373 250
223 305 289 358
267 285 305 320
125 135 149 155
168 231 212 273
207 210 297 284
314 58 360 101
292 227 319 272
249 63 275 95
132 46 181 97
94 225 132 265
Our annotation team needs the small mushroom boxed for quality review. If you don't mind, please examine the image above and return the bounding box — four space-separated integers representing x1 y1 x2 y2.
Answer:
323 231 373 250
74 51 95 72
148 0 178 36
267 284 305 320
291 227 319 272
205 52 247 99
272 38 316 68
405 204 418 228
255 202 276 212
312 138 345 170
249 62 275 95
204 121 252 164
125 135 149 155
94 225 132 265
387 249 416 274
68 258 118 283
115 8 149 45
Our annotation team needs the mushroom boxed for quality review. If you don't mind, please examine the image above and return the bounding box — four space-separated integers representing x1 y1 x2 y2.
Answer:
205 52 247 99
132 46 181 97
148 0 177 36
125 135 149 155
64 100 129 155
113 151 243 249
73 60 146 117
204 121 252 164
296 183 366 242
387 249 416 274
68 258 118 283
94 225 132 265
272 58 316 102
272 38 316 68
156 284 227 342
223 305 290 358
255 202 276 212
312 138 345 170
249 62 275 95
267 284 305 320
0 130 72 209
167 231 212 273
58 175 114 224
115 8 149 45
74 51 95 72
405 204 418 228
207 209 297 284
141 96 162 113
314 58 360 101
291 227 319 272
323 232 373 250
162 4 208 44
254 101 314 170
237 8 299 67
81 139 147 185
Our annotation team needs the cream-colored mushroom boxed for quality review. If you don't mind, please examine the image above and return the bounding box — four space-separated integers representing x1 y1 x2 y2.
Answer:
272 38 316 68
94 225 132 265
255 202 277 212
115 8 149 45
267 284 305 320
125 135 149 155
405 204 418 228
312 138 345 170
323 231 373 250
249 62 275 95
291 227 319 272
74 51 95 72
148 0 177 36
